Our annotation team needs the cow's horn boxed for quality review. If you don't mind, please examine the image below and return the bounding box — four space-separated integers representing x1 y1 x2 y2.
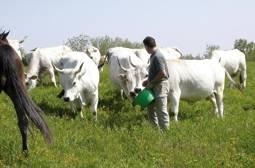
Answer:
52 62 72 74
117 57 128 72
19 36 28 44
129 56 137 68
52 63 63 73
74 62 85 76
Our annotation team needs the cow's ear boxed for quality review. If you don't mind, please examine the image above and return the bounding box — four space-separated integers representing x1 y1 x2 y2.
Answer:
30 75 38 80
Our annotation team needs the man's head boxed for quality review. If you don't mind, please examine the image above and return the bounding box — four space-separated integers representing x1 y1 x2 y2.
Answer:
143 36 156 54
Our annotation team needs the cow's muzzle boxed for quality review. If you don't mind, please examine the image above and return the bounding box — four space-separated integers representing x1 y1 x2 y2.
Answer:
134 88 142 94
130 92 136 98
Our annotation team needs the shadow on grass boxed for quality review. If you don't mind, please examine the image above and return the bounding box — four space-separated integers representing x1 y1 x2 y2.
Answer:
242 103 255 111
37 100 76 119
98 89 148 129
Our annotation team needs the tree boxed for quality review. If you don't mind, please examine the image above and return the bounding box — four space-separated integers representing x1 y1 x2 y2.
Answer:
234 39 248 53
65 34 91 52
204 45 220 59
65 34 143 55
234 39 255 61
90 36 143 55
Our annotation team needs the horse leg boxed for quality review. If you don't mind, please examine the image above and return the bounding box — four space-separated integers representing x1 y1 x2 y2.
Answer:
17 111 29 153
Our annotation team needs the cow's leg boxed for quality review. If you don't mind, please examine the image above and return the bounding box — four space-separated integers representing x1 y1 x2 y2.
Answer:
70 102 77 114
215 87 224 118
169 91 181 122
208 94 218 116
49 67 57 87
90 92 98 121
240 69 247 88
120 89 124 100
78 104 84 119
74 98 84 118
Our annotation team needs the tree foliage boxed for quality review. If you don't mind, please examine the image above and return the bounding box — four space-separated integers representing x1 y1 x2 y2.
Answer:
65 34 143 55
204 44 220 59
234 39 255 61
65 34 91 52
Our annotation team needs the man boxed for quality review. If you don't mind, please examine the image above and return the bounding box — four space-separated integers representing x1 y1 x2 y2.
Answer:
142 36 170 130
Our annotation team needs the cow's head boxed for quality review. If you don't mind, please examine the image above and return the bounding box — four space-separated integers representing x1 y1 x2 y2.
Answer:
54 62 85 102
117 56 148 99
85 46 100 61
85 46 99 56
25 73 38 90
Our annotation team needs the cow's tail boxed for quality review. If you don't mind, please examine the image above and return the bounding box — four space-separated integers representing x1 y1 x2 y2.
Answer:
225 70 242 91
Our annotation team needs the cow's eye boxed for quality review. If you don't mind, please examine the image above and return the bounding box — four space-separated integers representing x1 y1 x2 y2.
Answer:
72 82 76 86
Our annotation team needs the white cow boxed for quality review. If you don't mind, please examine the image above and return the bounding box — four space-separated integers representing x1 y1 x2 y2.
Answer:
107 47 148 99
211 49 247 88
106 47 182 99
8 39 26 60
134 47 182 62
160 47 182 60
166 59 238 121
25 45 72 90
54 52 99 120
109 47 182 63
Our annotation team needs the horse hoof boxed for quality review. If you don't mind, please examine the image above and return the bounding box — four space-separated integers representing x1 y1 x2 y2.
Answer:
23 150 29 157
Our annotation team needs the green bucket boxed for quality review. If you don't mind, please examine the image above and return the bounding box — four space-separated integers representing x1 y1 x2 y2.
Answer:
133 89 155 108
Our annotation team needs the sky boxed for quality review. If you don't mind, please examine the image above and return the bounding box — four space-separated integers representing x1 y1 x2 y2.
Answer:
1 0 255 55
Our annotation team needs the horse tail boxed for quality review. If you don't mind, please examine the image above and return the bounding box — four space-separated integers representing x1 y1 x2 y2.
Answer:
0 45 52 144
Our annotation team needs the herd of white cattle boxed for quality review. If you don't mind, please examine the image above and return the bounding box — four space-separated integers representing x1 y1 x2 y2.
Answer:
9 38 247 121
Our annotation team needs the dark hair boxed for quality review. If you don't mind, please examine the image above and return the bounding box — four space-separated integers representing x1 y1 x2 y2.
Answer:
143 36 156 48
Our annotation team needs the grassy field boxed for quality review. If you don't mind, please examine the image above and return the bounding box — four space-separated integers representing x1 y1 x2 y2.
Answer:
0 62 254 168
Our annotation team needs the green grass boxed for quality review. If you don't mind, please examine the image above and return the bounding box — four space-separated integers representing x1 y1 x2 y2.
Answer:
0 62 254 167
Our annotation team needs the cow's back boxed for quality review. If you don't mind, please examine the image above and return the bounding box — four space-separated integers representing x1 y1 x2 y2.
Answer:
167 59 225 100
160 48 182 60
212 49 246 74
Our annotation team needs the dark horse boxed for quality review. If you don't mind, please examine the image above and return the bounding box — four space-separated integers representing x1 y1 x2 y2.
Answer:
0 31 52 153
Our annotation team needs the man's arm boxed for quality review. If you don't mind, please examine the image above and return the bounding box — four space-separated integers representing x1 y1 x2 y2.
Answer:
147 70 167 88
143 70 167 88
